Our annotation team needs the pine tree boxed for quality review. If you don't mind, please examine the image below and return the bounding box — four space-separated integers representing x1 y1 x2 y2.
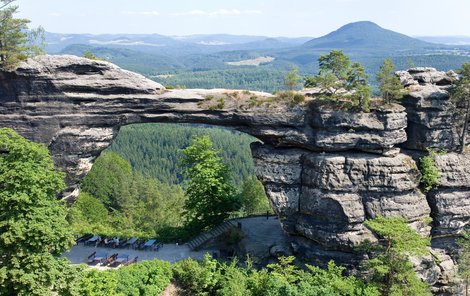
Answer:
376 59 406 104
451 62 470 153
0 0 44 69
363 216 431 296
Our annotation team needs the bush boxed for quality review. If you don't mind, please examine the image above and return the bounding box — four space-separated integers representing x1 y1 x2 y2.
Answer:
73 260 172 296
419 149 441 192
173 255 379 296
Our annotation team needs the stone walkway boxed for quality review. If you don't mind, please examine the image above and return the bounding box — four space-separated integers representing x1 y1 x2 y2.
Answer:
63 216 290 267
63 243 206 267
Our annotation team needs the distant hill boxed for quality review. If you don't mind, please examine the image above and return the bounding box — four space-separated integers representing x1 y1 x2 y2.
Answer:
415 36 470 46
52 21 470 92
302 21 437 52
47 32 309 56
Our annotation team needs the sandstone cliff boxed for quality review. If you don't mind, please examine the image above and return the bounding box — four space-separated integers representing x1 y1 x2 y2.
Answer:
0 56 468 294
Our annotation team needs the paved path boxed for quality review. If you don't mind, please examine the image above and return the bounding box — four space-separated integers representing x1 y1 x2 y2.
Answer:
63 243 206 266
63 216 290 267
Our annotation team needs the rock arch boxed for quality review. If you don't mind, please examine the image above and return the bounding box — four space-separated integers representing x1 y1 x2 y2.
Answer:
1 56 469 260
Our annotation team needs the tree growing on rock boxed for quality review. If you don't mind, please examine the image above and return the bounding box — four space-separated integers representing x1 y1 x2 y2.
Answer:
362 216 431 296
304 50 351 97
451 62 470 154
179 135 241 234
347 62 372 112
0 128 74 295
376 59 406 105
283 65 302 91
304 50 371 111
0 0 44 69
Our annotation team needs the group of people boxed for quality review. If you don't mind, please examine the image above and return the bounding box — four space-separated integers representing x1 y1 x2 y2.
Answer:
95 236 120 248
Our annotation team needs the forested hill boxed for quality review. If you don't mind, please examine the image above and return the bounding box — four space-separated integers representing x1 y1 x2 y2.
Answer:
108 123 259 186
54 21 470 92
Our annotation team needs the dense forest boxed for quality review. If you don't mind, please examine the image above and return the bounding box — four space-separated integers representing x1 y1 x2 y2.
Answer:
108 123 259 186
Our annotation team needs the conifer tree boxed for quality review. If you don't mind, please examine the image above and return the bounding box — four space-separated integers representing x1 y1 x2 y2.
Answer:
451 62 470 153
376 59 406 104
0 0 44 69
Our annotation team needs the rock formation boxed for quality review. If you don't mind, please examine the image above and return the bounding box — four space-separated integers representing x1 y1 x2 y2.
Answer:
1 56 468 294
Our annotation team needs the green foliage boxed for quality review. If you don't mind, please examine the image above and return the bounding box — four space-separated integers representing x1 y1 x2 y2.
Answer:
347 62 372 112
83 50 101 60
70 260 172 296
0 0 44 69
108 123 257 187
304 50 371 111
0 128 74 295
451 62 470 153
304 50 351 97
457 230 470 295
68 192 110 235
238 176 271 216
376 59 406 104
156 67 287 93
81 151 133 210
74 151 186 240
275 90 305 106
419 148 441 192
284 65 302 90
173 255 379 296
179 136 241 233
363 216 431 296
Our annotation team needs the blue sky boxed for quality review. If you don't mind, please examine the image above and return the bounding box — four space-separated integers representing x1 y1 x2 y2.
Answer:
15 0 469 37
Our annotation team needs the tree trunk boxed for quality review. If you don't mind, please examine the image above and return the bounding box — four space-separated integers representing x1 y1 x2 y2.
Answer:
460 100 470 154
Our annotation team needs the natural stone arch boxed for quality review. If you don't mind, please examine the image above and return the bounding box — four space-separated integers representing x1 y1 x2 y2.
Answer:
1 55 469 260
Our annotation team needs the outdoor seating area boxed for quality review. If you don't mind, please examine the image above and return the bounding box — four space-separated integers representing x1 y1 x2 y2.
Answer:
86 250 138 267
76 235 164 251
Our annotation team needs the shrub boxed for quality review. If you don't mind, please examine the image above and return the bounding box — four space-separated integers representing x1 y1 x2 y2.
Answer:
419 149 441 192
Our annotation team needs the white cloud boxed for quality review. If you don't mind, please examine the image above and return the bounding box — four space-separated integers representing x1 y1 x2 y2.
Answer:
48 12 62 17
121 11 160 16
173 9 262 17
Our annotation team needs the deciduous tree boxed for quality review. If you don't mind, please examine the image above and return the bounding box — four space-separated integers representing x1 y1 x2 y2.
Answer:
179 136 241 233
0 128 74 295
283 65 302 91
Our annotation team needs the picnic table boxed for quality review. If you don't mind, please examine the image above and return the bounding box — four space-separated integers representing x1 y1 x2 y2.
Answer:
113 254 129 265
85 235 100 246
123 237 138 248
93 252 108 262
88 251 108 264
141 239 156 250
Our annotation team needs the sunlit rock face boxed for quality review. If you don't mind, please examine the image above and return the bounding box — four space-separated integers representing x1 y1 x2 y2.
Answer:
1 56 468 294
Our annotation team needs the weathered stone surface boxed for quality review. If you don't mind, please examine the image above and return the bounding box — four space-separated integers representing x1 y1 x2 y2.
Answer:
2 55 470 293
429 153 470 235
253 146 430 249
302 153 420 193
0 55 409 188
399 67 464 152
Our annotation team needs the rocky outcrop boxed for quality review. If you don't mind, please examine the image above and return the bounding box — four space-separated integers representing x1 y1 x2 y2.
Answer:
1 56 469 294
253 145 430 250
429 153 470 236
397 67 463 152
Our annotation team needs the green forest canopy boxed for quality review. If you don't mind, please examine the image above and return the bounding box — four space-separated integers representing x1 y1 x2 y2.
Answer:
108 123 259 186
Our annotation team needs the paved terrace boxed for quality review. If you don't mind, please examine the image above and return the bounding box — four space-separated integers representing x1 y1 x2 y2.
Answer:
63 216 290 267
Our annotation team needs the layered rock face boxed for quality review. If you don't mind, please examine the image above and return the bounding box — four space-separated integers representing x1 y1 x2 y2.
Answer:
1 57 468 293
